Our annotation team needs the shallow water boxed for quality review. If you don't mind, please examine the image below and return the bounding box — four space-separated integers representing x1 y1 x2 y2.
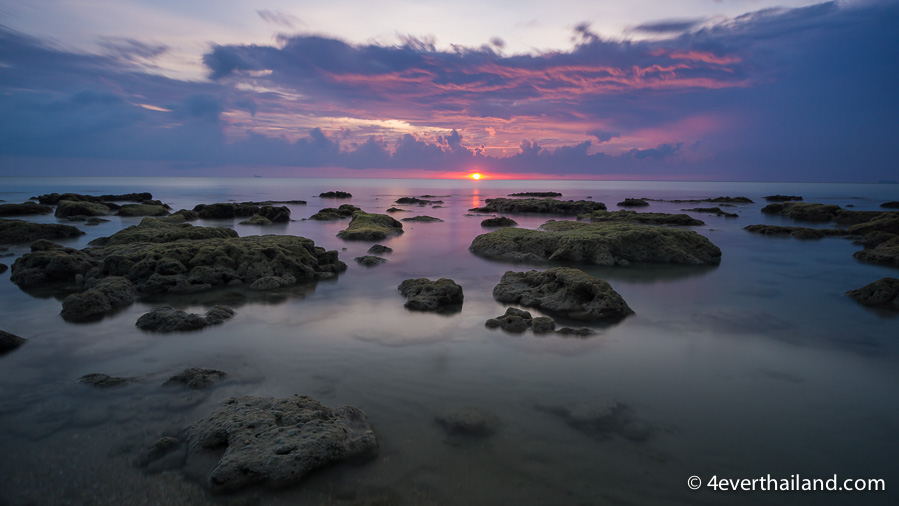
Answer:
0 177 897 505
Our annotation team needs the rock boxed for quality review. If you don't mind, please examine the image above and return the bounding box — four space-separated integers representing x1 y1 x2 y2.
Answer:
0 218 84 244
257 205 291 223
744 224 847 239
480 217 517 227
10 243 96 287
396 197 442 205
309 204 361 220
764 195 803 202
0 263 6 274
355 255 387 267
845 278 899 311
649 196 753 204
385 207 407 213
79 373 135 388
367 244 393 254
97 217 238 246
164 368 228 389
401 216 444 223
117 204 171 217
493 268 634 322
136 306 235 332
0 330 27 355
485 307 534 333
193 202 259 219
319 191 353 198
537 401 652 441
98 192 154 202
617 198 649 207
470 198 606 215
54 200 110 218
508 192 562 197
847 215 899 236
35 192 152 205
531 316 556 333
470 220 722 266
61 276 137 322
0 202 53 216
853 235 899 266
172 209 199 221
136 437 187 474
85 217 109 226
398 278 463 311
556 327 596 336
681 207 738 218
761 202 890 224
185 395 377 492
882 201 899 209
337 211 403 241
239 215 272 226
578 210 704 226
436 408 501 437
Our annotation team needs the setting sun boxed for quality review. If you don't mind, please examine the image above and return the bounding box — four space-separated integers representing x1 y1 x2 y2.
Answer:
470 173 482 180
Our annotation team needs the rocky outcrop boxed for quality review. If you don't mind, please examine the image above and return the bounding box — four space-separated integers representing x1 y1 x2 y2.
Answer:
845 278 899 311
61 276 137 322
79 373 136 388
744 224 847 239
508 192 562 197
853 235 899 266
882 201 899 209
0 202 53 216
649 196 752 204
97 217 237 246
578 210 704 226
193 202 258 219
239 215 272 226
0 219 83 244
761 202 891 224
398 278 463 311
10 241 96 287
0 330 27 355
480 217 517 227
764 195 803 202
319 191 352 198
337 212 403 240
847 215 899 236
485 307 556 334
55 200 110 218
436 408 501 437
309 204 361 220
470 198 606 215
396 197 443 205
35 192 152 205
164 368 228 389
136 306 235 332
470 220 722 266
385 207 406 213
617 198 649 207
185 396 377 492
681 207 738 218
492 268 633 322
401 216 443 223
355 255 387 267
536 401 652 441
367 244 392 254
117 203 171 217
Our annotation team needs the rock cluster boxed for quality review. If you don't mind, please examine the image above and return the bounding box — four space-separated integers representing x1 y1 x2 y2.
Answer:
136 306 235 332
193 203 290 222
470 198 606 215
397 278 463 311
337 212 403 240
163 368 228 388
764 195 803 202
61 277 137 322
55 200 111 218
761 202 887 224
35 192 153 205
0 218 84 244
578 210 704 226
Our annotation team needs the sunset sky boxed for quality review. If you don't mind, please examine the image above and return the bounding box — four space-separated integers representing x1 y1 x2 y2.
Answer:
0 0 896 181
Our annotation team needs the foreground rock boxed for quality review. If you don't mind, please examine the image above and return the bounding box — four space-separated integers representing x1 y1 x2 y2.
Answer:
508 192 561 197
355 255 387 267
320 191 352 198
185 396 377 492
164 368 228 389
401 215 443 223
61 277 137 322
617 198 649 207
845 278 899 311
0 330 27 355
136 306 235 332
0 218 84 244
470 221 721 266
470 198 605 215
309 204 361 220
537 401 652 441
0 202 53 216
398 278 463 311
485 307 556 334
10 241 94 287
578 210 704 226
744 224 847 239
55 200 110 218
337 211 403 240
436 408 501 437
79 373 136 388
481 216 517 227
493 268 633 322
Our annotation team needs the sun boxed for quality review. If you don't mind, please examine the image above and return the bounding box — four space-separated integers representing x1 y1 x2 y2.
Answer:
470 173 482 180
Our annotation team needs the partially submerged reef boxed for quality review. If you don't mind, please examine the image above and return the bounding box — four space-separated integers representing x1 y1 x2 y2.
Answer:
845 278 899 311
470 198 606 215
398 278 464 312
0 202 53 217
309 204 361 220
577 210 704 226
0 218 84 244
337 211 403 240
9 218 345 321
470 220 722 266
193 202 291 222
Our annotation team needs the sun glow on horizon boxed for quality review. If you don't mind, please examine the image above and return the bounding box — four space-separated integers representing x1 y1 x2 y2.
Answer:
470 173 482 180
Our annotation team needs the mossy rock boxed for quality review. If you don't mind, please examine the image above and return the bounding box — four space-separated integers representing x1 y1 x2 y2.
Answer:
470 198 606 215
744 224 847 239
239 215 272 226
0 218 84 244
481 217 518 227
99 217 237 246
337 211 403 241
0 202 53 216
117 204 171 217
397 278 463 311
55 200 110 218
578 210 704 226
853 235 899 266
617 198 649 207
401 216 443 223
309 204 361 220
845 277 899 311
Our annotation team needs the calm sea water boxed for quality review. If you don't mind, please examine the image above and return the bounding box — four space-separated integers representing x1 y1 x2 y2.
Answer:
0 177 896 505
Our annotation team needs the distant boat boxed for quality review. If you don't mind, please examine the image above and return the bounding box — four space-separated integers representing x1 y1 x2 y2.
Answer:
253 175 262 178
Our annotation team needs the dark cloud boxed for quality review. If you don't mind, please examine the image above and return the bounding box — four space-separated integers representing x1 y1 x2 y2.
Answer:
587 130 620 143
97 37 168 62
632 19 705 34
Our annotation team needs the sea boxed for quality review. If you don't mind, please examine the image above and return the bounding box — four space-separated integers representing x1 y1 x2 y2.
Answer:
0 177 896 505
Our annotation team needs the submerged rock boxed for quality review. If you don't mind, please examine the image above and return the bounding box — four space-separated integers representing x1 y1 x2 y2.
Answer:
744 224 848 239
337 211 403 240
354 255 387 267
136 437 187 474
136 306 235 332
401 215 443 223
385 207 407 213
396 196 442 205
470 220 722 266
185 395 377 492
845 278 899 311
480 216 517 227
239 214 272 226
470 198 606 215
556 327 597 337
0 202 53 216
578 210 704 226
0 218 84 244
537 401 652 441
761 202 890 224
319 191 353 198
79 373 136 388
764 195 803 202
485 307 557 334
493 267 634 322
309 204 361 220
436 408 501 437
0 263 6 274
398 278 463 311
55 200 110 218
0 330 27 355
617 198 649 207
508 192 562 197
367 244 393 254
164 368 228 389
61 276 137 322
681 207 738 218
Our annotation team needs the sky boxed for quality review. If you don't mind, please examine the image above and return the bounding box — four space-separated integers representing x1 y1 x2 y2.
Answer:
0 0 896 181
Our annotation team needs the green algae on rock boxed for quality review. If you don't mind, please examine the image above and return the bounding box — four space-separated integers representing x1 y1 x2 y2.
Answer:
0 202 53 216
337 211 403 240
0 218 84 244
481 216 518 227
469 220 721 266
398 278 463 311
309 204 362 220
744 224 848 240
470 198 606 215
845 277 899 311
577 209 704 226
